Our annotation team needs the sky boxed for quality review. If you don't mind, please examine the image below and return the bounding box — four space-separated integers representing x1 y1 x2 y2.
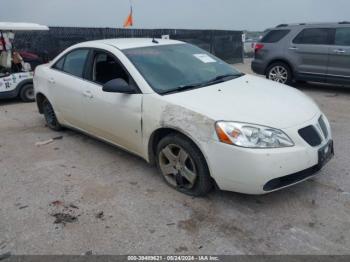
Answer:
0 0 349 31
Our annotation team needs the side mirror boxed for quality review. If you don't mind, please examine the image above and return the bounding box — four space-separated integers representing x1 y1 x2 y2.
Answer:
102 78 136 94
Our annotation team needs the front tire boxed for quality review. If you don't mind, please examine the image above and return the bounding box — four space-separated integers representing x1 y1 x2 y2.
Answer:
19 84 35 102
42 99 62 131
266 62 293 85
156 134 213 197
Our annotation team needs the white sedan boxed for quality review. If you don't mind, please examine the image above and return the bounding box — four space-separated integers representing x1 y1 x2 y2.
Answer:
34 38 334 196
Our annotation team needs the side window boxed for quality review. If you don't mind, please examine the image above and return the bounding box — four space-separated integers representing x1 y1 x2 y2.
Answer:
60 49 89 78
92 52 129 85
261 30 290 43
335 28 350 46
293 28 332 45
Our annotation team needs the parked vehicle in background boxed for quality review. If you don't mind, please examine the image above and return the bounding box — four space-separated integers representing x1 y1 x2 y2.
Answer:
243 38 256 58
34 38 333 196
0 22 48 102
252 22 350 86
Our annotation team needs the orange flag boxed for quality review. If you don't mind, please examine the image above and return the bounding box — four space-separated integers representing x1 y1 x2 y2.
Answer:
123 7 133 28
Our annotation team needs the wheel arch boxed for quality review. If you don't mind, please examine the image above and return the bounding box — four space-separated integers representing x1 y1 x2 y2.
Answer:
147 127 210 169
36 92 47 114
15 79 33 97
147 126 217 188
265 59 294 77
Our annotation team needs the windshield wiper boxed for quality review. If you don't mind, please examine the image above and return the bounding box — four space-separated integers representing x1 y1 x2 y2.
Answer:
205 73 244 85
161 73 244 95
161 82 205 95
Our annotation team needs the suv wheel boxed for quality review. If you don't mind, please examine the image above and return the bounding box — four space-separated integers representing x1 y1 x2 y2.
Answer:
266 62 292 85
19 84 35 102
156 134 213 197
42 99 62 131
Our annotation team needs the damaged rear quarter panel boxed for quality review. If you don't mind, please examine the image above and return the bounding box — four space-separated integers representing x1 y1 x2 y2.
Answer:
141 94 217 164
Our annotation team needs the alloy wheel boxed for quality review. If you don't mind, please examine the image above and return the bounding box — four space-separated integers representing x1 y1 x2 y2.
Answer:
268 66 288 84
158 144 197 189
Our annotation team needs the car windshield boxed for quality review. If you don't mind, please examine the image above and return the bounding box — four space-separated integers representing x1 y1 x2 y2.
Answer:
123 44 243 94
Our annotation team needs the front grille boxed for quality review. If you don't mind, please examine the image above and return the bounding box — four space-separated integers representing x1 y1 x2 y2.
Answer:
318 116 329 139
298 125 322 147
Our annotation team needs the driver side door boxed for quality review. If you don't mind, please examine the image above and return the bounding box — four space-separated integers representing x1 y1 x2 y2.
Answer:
81 49 143 155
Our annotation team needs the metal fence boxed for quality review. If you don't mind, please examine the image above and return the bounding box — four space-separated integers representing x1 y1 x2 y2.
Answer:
14 27 244 64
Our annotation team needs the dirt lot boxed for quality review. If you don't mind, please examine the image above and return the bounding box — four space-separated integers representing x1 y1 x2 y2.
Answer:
1 61 350 255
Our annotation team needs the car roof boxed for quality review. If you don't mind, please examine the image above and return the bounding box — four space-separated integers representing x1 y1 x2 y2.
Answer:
79 38 184 50
0 22 49 31
270 22 350 30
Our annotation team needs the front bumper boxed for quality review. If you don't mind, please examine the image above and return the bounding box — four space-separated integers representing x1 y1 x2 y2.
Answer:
204 115 333 194
263 139 333 191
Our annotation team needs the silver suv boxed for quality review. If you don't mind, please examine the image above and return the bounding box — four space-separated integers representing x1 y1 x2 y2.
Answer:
252 22 350 86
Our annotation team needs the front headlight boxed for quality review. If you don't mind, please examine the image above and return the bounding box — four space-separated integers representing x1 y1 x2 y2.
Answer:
215 121 294 148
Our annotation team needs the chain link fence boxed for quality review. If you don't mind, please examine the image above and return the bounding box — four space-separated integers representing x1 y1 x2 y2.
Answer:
14 27 243 64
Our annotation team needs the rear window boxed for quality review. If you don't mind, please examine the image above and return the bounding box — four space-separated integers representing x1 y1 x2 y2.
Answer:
63 49 89 78
52 49 89 78
53 57 65 70
335 28 350 46
261 30 290 43
293 28 332 45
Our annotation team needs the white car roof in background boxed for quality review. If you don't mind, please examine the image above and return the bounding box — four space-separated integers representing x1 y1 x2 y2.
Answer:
82 38 184 50
0 22 49 31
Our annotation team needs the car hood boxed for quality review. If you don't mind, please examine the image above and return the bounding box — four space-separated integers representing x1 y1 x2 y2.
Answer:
161 74 320 129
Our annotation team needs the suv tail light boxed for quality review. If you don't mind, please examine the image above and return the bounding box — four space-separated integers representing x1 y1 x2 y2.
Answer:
254 43 264 53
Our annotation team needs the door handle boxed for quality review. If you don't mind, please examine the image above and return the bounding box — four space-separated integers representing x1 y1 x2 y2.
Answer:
83 90 93 99
334 49 345 54
289 46 298 50
48 78 55 84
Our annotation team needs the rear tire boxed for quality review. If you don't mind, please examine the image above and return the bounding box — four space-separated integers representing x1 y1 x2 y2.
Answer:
42 99 62 131
266 62 293 86
156 134 213 197
19 84 35 102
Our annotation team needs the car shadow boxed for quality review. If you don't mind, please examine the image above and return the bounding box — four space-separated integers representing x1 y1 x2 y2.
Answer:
0 98 27 106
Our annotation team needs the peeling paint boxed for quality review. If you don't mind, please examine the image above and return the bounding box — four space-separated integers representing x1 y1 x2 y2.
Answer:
160 104 216 143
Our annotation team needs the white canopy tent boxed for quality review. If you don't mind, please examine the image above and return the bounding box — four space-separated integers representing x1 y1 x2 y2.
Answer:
0 22 49 31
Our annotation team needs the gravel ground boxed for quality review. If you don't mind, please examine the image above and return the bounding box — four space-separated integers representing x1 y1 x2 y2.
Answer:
0 61 350 255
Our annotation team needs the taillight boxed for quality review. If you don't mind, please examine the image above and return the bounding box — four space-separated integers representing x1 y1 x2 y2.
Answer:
254 43 264 53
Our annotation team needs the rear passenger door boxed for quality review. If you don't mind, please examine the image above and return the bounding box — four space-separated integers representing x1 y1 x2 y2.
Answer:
287 28 333 81
50 48 90 128
327 27 350 84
